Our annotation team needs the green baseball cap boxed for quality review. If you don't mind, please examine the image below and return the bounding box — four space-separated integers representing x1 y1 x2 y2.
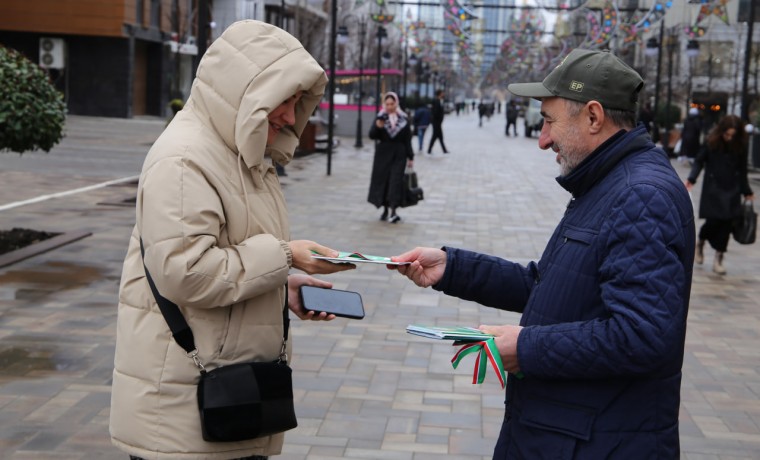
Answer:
507 48 644 112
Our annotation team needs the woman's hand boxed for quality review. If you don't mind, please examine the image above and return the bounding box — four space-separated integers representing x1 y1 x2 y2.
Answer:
684 180 693 192
287 274 336 321
388 247 447 288
289 240 355 274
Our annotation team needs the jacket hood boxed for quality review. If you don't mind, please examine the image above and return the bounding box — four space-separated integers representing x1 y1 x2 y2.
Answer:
186 20 327 167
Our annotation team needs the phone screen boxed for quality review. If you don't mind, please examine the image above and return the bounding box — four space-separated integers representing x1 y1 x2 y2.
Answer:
299 286 365 320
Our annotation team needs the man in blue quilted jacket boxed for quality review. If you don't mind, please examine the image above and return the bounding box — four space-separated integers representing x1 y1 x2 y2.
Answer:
391 49 695 459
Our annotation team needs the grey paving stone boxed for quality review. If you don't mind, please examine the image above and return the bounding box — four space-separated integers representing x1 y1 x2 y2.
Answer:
1 113 760 459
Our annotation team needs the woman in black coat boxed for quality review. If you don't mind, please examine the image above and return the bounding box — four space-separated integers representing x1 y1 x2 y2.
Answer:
367 92 414 223
686 114 754 274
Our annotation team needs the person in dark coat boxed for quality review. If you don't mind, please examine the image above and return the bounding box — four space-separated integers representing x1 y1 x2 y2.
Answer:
390 49 694 459
679 107 703 163
427 89 449 154
686 114 754 274
412 104 431 154
478 100 486 128
505 100 519 136
367 92 414 223
638 101 654 134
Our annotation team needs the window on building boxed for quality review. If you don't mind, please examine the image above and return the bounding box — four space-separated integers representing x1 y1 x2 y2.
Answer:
696 41 734 79
150 0 161 28
243 0 258 19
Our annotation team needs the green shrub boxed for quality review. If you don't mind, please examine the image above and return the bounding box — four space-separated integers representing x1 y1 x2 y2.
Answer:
0 45 66 154
655 103 681 130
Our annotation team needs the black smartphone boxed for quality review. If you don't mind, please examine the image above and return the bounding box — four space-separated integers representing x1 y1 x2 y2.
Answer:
299 286 365 320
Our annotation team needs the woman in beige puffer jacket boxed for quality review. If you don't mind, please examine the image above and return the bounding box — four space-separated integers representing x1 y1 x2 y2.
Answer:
110 20 353 460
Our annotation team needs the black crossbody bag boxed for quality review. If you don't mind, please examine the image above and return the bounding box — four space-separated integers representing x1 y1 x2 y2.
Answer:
140 239 297 442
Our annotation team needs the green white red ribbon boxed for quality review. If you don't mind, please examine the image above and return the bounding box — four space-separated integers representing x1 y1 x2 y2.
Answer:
451 338 506 389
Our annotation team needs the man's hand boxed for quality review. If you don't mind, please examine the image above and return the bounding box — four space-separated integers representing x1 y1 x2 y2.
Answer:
388 247 447 288
479 324 523 374
286 274 336 321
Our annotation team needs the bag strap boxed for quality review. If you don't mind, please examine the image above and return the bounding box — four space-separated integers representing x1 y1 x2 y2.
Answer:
139 238 289 367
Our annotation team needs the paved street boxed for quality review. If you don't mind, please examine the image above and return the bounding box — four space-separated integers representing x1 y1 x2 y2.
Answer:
0 110 759 459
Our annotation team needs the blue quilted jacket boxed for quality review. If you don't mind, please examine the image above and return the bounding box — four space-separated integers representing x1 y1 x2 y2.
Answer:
435 125 695 459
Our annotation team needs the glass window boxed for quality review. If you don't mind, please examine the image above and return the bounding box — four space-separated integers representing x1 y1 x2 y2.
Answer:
696 42 734 79
150 0 161 28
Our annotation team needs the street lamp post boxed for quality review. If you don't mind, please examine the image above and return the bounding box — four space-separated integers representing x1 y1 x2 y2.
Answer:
408 53 418 104
740 0 756 122
401 39 409 104
402 34 409 103
686 40 700 111
326 0 338 175
375 26 387 116
422 62 430 99
337 15 368 148
645 22 664 144
664 29 676 155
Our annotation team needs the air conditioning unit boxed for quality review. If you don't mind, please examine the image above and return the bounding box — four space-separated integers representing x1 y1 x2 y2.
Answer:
39 37 65 69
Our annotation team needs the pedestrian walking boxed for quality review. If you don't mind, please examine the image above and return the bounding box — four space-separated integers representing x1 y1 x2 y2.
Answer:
390 48 694 459
109 20 355 460
679 107 703 164
368 92 415 223
427 89 449 154
412 104 431 154
639 101 654 134
685 114 754 275
505 100 519 136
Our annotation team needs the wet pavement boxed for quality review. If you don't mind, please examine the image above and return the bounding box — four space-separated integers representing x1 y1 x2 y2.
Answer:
0 112 759 459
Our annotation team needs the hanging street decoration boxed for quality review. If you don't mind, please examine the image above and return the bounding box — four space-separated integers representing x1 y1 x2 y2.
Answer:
580 0 618 49
635 0 672 29
361 0 700 92
684 23 707 39
444 0 477 21
482 7 547 89
370 13 395 24
694 0 730 25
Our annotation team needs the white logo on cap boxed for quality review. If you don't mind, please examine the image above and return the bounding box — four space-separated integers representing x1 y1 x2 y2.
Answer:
569 81 584 92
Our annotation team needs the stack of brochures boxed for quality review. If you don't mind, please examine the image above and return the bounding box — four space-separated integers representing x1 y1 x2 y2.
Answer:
311 251 410 265
405 325 494 342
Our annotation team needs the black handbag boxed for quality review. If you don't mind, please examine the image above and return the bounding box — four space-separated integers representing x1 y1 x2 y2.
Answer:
733 199 757 245
401 168 424 208
140 239 297 442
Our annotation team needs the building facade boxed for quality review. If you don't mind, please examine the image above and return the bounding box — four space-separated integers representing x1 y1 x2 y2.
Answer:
0 0 327 119
0 0 199 118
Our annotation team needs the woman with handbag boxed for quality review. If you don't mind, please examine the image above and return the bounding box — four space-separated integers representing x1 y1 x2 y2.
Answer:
367 92 415 223
685 114 754 275
109 21 354 460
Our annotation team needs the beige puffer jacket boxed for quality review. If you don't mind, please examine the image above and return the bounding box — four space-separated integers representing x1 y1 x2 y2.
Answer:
110 20 327 459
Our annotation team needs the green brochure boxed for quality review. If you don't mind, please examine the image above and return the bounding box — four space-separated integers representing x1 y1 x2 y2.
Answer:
311 251 410 265
406 325 494 342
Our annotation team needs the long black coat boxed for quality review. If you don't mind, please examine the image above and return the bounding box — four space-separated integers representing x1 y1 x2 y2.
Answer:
680 115 702 157
688 145 752 220
367 116 414 208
